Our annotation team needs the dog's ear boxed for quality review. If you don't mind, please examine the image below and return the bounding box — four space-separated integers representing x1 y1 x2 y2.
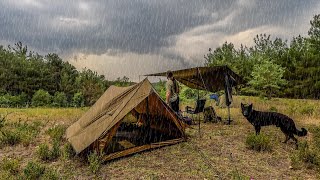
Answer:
249 103 253 110
241 103 244 107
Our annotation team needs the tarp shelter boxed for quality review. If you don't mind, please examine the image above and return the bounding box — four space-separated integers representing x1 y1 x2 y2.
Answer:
145 65 244 124
66 78 186 161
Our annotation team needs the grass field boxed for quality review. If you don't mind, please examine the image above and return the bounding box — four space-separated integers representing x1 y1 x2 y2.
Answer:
0 96 320 179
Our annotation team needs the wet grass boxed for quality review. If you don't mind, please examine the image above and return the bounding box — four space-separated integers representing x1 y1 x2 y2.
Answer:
0 96 319 179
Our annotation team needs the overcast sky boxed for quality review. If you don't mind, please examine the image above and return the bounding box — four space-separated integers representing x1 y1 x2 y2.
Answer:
1 0 319 81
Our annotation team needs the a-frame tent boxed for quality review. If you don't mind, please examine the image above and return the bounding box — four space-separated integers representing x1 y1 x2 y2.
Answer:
66 78 186 161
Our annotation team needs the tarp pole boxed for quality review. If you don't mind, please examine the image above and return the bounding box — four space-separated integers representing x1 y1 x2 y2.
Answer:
227 105 231 125
197 68 201 138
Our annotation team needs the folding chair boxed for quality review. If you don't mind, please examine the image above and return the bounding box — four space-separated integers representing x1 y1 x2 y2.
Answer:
184 99 206 124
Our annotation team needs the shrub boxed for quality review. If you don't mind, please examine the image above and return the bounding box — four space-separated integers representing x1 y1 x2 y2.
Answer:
62 142 76 159
37 144 51 161
1 157 20 175
0 93 28 108
42 167 59 180
310 126 320 149
296 141 320 168
88 151 102 174
37 142 60 161
46 124 66 142
14 121 42 146
31 89 52 107
0 129 21 146
72 92 84 107
245 133 272 152
23 161 45 180
50 140 61 160
52 92 68 107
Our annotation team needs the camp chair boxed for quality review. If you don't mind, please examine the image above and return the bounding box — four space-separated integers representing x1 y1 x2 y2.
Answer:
184 99 206 124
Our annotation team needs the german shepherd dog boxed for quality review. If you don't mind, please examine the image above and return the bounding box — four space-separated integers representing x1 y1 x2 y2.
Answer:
241 103 307 146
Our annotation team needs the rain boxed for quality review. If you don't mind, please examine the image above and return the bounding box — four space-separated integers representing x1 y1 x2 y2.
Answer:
0 0 320 179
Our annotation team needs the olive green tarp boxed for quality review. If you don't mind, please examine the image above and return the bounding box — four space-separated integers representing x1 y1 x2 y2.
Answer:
66 78 186 157
145 65 244 92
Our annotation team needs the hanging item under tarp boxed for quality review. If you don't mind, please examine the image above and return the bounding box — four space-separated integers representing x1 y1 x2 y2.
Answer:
224 73 236 124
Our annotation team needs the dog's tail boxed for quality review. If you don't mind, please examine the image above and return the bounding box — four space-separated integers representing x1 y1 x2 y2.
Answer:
295 127 308 136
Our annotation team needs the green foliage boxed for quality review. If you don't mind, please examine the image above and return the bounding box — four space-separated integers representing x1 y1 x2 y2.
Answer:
0 93 28 108
36 141 61 161
42 167 59 180
1 157 20 175
205 14 320 99
13 121 42 147
23 161 45 180
46 124 66 142
52 92 68 107
0 129 21 146
153 80 166 100
37 143 51 161
245 133 272 152
62 142 76 159
299 105 315 116
0 42 126 107
72 92 85 107
249 60 287 99
31 89 52 107
230 170 248 180
88 151 102 174
291 141 320 169
50 140 61 160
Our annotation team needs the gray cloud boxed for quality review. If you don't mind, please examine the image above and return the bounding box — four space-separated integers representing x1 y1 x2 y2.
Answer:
0 0 319 81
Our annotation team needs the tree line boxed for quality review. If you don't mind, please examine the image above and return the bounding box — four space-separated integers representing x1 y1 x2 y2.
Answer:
205 14 320 99
0 42 132 107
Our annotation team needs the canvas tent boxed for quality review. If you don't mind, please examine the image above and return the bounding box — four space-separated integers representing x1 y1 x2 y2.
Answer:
66 78 186 161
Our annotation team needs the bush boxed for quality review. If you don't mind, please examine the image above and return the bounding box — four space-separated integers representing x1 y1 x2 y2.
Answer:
245 133 272 152
13 121 42 146
52 92 68 107
0 93 28 108
31 89 52 107
88 151 102 174
37 142 60 161
23 161 45 180
1 157 20 175
42 167 59 180
0 129 21 146
46 124 66 142
62 142 76 159
37 144 51 161
298 141 320 167
72 92 84 107
50 140 61 160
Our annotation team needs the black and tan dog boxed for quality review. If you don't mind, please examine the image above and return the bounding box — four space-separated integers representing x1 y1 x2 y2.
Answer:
241 103 307 146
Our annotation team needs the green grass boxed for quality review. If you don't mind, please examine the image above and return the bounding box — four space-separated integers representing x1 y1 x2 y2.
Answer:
0 96 320 179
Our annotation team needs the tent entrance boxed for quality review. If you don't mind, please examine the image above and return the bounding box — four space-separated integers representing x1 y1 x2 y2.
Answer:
97 93 184 161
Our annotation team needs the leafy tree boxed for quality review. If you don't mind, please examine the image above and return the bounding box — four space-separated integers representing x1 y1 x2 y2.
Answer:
308 14 320 51
31 90 52 107
72 92 84 107
52 92 68 107
248 60 287 99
